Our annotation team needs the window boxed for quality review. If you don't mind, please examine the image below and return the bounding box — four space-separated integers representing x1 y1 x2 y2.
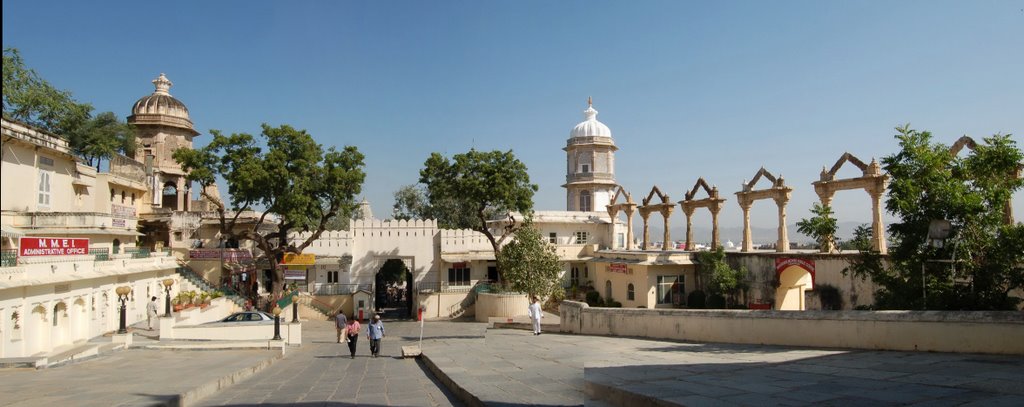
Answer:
327 270 339 283
574 231 589 244
121 191 126 204
174 232 183 241
111 189 116 201
549 233 557 244
605 280 612 301
580 163 591 173
627 283 635 301
448 266 470 286
570 267 580 287
131 193 136 205
487 266 498 282
579 191 592 211
37 170 52 208
657 275 685 305
617 233 625 249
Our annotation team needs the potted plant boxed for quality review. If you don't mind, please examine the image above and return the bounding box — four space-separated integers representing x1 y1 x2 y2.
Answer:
198 292 212 308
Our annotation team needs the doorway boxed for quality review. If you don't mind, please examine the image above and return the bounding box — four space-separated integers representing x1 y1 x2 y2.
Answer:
375 259 414 319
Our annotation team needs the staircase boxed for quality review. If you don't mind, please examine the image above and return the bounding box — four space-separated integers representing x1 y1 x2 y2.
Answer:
175 267 247 309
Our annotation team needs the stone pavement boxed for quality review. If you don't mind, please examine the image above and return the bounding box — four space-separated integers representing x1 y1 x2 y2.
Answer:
195 319 466 406
421 327 1024 406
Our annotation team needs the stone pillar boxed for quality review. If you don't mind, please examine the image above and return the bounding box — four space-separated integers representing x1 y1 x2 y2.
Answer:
624 207 635 251
739 200 753 252
661 206 674 251
710 204 722 250
775 195 790 253
176 177 186 211
640 210 652 250
868 185 887 254
683 207 694 251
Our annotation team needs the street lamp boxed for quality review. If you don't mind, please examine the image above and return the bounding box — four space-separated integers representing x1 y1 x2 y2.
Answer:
162 279 174 317
115 286 132 334
292 295 299 323
272 305 282 341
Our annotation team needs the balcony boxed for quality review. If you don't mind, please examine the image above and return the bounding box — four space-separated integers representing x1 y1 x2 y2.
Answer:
565 172 616 184
9 212 138 232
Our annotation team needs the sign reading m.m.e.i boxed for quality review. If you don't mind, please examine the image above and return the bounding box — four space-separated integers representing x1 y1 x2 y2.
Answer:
19 237 90 256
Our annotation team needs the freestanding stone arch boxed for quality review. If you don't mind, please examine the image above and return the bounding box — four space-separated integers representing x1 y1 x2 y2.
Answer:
950 136 1021 225
811 153 889 253
735 168 793 252
637 186 675 250
605 186 638 250
680 178 727 250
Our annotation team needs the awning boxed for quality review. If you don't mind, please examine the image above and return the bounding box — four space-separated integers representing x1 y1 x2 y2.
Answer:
20 228 143 237
1 224 24 238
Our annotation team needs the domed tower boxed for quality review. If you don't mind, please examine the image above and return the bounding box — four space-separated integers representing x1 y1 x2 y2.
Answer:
128 73 200 212
563 98 618 211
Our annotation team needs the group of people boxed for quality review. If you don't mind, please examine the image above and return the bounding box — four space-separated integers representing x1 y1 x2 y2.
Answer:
335 310 386 358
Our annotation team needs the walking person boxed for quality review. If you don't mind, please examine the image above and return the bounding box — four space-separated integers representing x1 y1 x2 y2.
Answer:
529 296 543 335
147 296 159 330
335 309 348 344
345 317 361 358
367 314 385 357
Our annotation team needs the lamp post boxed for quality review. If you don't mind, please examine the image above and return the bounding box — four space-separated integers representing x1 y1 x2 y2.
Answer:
115 286 132 334
272 305 283 341
292 294 299 323
922 219 953 310
162 279 174 317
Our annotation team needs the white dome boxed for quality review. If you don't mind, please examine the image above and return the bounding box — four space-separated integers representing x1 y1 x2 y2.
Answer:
570 102 612 139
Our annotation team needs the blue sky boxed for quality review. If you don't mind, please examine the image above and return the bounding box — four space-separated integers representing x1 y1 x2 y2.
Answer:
4 1 1022 238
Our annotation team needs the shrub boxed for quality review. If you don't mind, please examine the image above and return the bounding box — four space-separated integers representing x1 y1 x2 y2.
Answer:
585 291 602 306
707 293 726 309
687 290 707 309
815 284 843 310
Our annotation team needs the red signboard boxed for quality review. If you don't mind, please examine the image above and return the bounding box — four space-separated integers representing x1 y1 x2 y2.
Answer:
608 263 632 274
19 237 90 256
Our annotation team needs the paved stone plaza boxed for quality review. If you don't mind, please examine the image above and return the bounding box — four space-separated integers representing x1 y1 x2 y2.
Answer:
1 319 1022 406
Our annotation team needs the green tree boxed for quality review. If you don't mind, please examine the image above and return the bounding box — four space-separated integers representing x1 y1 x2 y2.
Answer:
496 220 563 300
2 48 91 135
696 247 748 307
392 184 432 221
419 149 538 281
796 203 838 253
174 124 366 298
68 111 136 170
378 259 409 285
850 125 1024 310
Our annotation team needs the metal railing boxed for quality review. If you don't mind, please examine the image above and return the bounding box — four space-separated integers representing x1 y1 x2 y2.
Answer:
313 283 370 296
417 280 494 294
125 248 151 259
90 247 110 262
1 250 16 267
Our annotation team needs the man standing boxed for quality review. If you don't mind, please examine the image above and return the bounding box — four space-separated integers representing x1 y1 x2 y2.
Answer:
147 296 159 330
335 309 348 343
367 314 385 357
528 296 543 335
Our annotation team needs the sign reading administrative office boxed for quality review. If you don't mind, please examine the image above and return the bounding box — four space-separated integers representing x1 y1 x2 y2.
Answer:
19 237 89 256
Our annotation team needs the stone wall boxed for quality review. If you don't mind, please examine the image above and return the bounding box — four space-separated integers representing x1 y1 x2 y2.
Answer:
559 301 1024 355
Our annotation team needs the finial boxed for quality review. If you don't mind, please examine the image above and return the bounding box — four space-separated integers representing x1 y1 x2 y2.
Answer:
152 73 173 96
587 96 592 107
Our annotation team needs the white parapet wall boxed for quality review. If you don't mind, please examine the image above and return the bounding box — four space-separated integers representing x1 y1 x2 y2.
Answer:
559 301 1024 355
158 298 301 345
476 292 530 322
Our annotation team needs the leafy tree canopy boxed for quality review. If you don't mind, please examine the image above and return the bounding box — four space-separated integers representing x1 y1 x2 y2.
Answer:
849 125 1024 310
174 124 366 297
3 48 133 168
378 259 409 285
392 184 432 221
496 220 564 300
419 149 538 280
696 247 748 307
796 203 838 253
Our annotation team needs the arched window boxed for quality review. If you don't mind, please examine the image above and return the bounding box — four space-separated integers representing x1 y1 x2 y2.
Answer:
627 283 635 301
605 280 612 301
112 239 121 254
580 190 592 212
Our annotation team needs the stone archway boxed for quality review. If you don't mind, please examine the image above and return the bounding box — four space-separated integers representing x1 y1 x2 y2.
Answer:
51 302 69 348
606 186 637 250
374 258 414 319
637 186 675 250
812 153 889 253
735 168 793 252
774 258 816 310
72 298 87 341
29 305 48 355
680 178 727 250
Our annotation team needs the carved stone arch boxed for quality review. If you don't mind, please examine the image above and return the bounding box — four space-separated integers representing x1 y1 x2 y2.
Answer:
822 152 869 181
605 186 637 250
736 167 793 252
637 186 675 250
812 153 888 253
684 177 715 201
949 135 978 156
679 178 727 250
